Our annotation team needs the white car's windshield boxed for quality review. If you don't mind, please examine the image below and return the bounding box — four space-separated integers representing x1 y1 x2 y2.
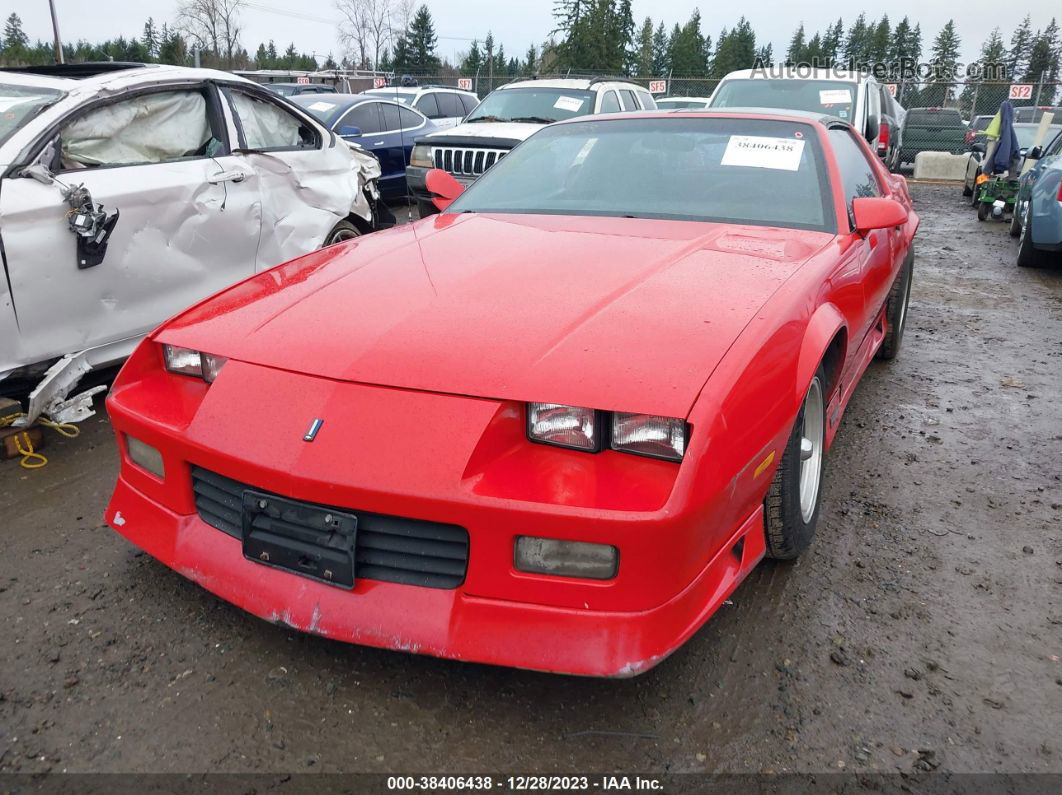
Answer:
465 87 594 124
0 84 64 146
447 117 834 231
712 79 857 122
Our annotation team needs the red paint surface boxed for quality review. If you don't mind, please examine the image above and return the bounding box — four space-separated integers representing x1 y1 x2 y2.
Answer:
105 112 918 676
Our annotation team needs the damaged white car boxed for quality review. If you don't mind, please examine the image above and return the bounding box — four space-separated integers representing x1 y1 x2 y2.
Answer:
0 63 391 423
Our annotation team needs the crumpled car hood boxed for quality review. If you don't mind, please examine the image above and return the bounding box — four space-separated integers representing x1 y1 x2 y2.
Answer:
159 214 832 418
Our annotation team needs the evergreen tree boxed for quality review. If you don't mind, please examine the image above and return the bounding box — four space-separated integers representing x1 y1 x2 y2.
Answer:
711 17 755 77
961 28 1007 114
158 28 187 65
755 43 773 67
669 11 706 76
844 14 870 68
142 18 159 59
405 5 440 73
3 13 28 53
524 43 538 75
1008 15 1034 79
1024 19 1060 104
921 20 961 105
651 21 669 74
462 39 483 74
634 17 653 76
787 24 806 65
323 52 338 70
822 18 844 66
867 15 890 67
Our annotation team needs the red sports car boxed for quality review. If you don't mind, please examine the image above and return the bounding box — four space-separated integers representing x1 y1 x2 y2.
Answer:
105 110 917 677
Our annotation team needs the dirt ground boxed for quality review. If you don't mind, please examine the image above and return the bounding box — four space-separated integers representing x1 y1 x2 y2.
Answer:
1 184 1060 779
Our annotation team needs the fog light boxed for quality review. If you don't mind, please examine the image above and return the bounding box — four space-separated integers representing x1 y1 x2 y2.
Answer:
125 434 164 478
514 536 618 580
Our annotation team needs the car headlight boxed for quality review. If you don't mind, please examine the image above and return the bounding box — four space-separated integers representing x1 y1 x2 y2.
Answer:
611 412 687 461
162 344 228 384
526 403 687 461
527 402 600 451
410 143 433 168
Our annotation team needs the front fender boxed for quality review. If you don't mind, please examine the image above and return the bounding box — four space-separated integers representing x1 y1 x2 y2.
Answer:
796 302 846 404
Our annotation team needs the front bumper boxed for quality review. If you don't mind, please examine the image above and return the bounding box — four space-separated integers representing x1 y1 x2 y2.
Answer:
107 476 764 676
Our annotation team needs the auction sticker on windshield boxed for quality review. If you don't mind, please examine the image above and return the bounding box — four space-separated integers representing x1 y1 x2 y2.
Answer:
721 135 805 171
819 89 852 105
553 96 585 112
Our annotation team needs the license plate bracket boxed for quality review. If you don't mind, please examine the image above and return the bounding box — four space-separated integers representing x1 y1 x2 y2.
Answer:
241 490 357 589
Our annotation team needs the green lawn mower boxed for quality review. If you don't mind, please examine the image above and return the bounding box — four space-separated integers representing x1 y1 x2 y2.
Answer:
973 174 1020 222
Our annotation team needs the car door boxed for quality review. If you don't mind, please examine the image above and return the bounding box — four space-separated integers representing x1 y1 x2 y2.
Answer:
377 101 429 197
222 85 354 269
0 83 261 368
828 127 897 355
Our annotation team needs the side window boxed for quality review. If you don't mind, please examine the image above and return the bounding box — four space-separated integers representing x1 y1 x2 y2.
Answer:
416 93 441 119
397 105 424 129
619 90 638 111
636 90 656 110
599 91 621 113
436 93 464 118
1045 131 1062 157
228 90 317 150
338 103 383 135
459 94 479 114
60 89 218 169
379 102 403 131
828 128 883 227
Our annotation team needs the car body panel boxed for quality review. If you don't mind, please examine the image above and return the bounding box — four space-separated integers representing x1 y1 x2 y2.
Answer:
104 110 918 675
1017 127 1062 250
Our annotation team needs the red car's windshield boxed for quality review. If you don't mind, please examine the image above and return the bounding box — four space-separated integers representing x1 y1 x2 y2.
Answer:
447 117 834 231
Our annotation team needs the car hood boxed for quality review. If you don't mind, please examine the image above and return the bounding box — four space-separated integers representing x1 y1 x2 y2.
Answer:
423 121 542 143
159 215 832 418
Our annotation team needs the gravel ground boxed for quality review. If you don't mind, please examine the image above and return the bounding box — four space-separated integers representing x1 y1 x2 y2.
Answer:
1 184 1060 778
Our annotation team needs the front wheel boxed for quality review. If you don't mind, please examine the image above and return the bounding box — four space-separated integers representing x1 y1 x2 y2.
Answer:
322 219 361 247
976 200 990 221
764 368 827 560
1009 203 1023 238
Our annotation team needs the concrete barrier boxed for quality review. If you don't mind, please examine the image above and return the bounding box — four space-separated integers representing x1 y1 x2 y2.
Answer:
913 152 969 180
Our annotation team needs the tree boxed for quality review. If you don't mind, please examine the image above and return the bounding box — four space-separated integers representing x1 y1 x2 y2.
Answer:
821 18 844 66
711 17 755 77
158 27 188 65
336 0 398 70
920 20 961 106
786 24 806 65
404 5 440 73
961 27 1007 114
524 44 538 75
142 18 160 59
177 0 244 66
632 17 653 75
669 11 706 76
462 39 483 74
1008 15 1034 80
1024 19 1060 104
2 13 28 54
867 15 890 67
844 13 869 68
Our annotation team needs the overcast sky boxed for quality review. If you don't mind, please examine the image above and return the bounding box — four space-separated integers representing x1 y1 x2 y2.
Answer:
6 0 1058 67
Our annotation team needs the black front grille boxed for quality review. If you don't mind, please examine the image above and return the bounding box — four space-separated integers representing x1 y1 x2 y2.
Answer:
190 467 469 589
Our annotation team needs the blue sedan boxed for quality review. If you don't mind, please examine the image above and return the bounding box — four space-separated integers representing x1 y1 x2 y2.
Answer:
1012 127 1062 267
292 93 445 200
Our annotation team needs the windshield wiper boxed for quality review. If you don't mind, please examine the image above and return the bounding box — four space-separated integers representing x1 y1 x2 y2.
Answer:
509 116 555 124
466 115 508 123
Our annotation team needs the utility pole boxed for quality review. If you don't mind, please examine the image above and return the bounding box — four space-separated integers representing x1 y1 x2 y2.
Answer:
48 0 64 64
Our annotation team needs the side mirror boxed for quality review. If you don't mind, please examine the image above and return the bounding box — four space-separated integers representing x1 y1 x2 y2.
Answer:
337 125 362 138
852 197 908 232
424 168 464 211
970 142 986 154
865 113 880 143
1027 145 1043 160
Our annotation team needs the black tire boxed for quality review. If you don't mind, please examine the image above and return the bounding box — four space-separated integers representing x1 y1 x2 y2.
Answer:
876 246 913 361
322 219 361 247
1009 203 1022 238
961 182 973 197
976 200 990 221
417 199 439 218
764 367 827 560
1016 203 1046 267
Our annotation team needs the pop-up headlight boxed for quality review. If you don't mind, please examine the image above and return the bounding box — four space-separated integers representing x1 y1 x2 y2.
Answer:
527 403 600 451
162 345 228 384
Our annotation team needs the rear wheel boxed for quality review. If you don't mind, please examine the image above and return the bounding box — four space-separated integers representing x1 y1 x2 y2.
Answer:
876 247 913 360
1017 203 1047 267
764 368 826 560
976 200 990 221
961 181 972 197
